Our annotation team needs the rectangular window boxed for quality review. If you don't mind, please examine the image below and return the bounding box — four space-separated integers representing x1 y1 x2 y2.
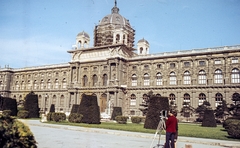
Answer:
214 60 221 65
157 64 162 69
144 65 149 69
132 66 137 70
199 61 206 66
170 63 175 68
232 58 238 64
184 62 190 67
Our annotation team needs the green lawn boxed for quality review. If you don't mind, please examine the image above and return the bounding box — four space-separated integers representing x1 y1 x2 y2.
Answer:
46 121 239 141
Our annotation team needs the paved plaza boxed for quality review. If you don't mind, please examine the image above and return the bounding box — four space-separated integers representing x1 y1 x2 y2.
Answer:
21 120 240 148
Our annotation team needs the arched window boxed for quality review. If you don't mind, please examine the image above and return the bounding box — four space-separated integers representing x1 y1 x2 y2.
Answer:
198 70 206 84
55 79 59 89
142 94 148 103
199 93 206 105
183 93 190 106
156 72 162 85
215 93 223 107
27 80 31 90
52 95 57 105
103 74 108 86
21 81 25 90
132 74 137 86
92 74 98 86
47 79 51 89
140 47 143 54
169 72 176 85
62 78 67 88
143 73 150 86
83 75 88 87
40 80 44 89
130 94 136 106
231 68 240 83
116 34 120 43
60 95 64 108
0 81 3 90
183 71 191 84
214 69 223 84
33 80 37 89
16 81 20 90
169 93 176 102
232 93 240 105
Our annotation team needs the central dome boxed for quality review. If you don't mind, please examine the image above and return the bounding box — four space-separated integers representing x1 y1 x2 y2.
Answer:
99 4 131 27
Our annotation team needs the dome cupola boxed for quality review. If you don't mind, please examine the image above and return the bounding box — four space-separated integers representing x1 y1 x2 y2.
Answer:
137 38 149 55
76 31 90 49
94 0 135 48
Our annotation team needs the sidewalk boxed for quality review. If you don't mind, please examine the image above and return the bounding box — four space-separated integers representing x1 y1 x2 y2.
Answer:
21 120 240 148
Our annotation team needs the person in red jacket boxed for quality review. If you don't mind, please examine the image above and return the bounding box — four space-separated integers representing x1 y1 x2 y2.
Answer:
165 110 178 148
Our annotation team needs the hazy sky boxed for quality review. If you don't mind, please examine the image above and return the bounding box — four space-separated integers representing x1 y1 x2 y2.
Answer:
1 0 240 68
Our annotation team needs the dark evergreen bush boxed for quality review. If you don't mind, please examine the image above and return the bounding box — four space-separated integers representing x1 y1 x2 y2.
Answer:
0 97 18 116
17 110 29 119
24 92 40 118
71 104 80 113
68 113 83 123
115 116 128 124
111 107 122 120
0 114 37 147
144 96 169 129
131 116 142 124
49 104 55 112
227 119 240 139
202 109 217 127
78 95 101 124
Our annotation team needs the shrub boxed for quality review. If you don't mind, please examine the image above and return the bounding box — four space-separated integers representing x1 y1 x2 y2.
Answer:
2 110 12 116
47 112 66 122
227 119 240 139
17 110 29 119
0 114 37 147
115 116 128 124
78 95 101 124
144 96 169 129
131 116 142 124
202 109 217 127
223 118 236 130
68 113 83 123
49 104 55 113
0 97 18 116
47 112 53 121
111 107 122 120
24 92 40 118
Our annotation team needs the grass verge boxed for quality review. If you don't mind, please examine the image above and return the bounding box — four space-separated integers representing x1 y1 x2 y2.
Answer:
45 121 239 141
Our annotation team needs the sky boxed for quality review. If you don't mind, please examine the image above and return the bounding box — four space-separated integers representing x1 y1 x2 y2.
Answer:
0 0 240 68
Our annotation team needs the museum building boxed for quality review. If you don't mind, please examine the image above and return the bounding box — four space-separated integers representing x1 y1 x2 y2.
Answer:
0 2 240 117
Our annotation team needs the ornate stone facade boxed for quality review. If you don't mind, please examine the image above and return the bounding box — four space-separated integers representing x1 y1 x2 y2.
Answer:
0 2 240 116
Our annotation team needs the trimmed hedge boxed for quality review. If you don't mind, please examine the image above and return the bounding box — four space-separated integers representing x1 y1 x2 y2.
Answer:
0 97 18 116
202 109 217 127
0 114 37 147
17 110 29 119
47 112 66 122
111 107 122 120
49 104 55 113
131 116 142 124
78 95 101 124
115 116 128 124
68 113 83 123
227 120 240 139
144 96 169 129
24 92 40 118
